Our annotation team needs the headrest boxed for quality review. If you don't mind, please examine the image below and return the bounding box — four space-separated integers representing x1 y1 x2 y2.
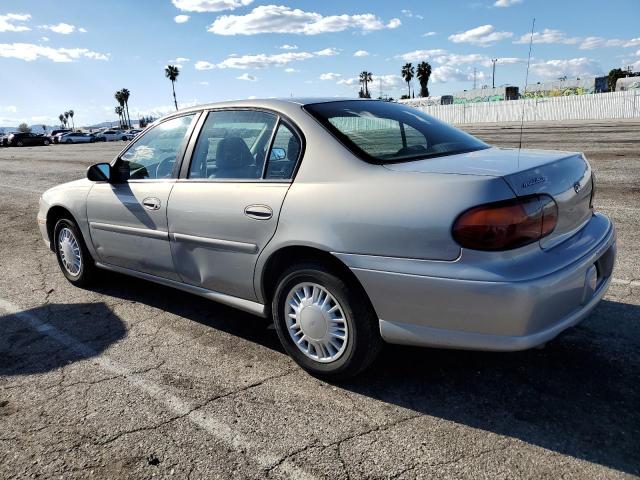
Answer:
287 135 300 161
216 137 253 169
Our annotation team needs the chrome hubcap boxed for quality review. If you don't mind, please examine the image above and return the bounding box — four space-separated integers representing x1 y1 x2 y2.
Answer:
58 227 82 276
285 282 348 363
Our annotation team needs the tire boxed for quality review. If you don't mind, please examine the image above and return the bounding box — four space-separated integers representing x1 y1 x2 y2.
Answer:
272 262 382 379
43 139 50 146
121 136 127 141
53 217 97 287
16 141 24 147
66 139 73 144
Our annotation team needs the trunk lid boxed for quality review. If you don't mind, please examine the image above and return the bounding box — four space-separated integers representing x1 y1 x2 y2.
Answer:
385 147 593 249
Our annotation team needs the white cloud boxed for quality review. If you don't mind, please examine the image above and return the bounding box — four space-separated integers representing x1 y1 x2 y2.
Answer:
0 43 109 62
172 0 253 12
320 72 342 80
200 81 210 86
174 15 190 23
431 66 485 83
530 57 602 79
0 13 31 32
579 36 640 50
449 24 513 46
396 48 522 68
422 31 436 37
315 47 339 56
337 74 403 90
514 28 579 45
41 36 49 42
237 73 257 81
208 5 401 35
494 0 522 7
279 44 298 50
4 106 17 113
214 51 314 69
194 60 215 70
40 23 77 35
401 9 423 19
171 57 190 63
354 50 369 57
78 27 87 33
284 67 298 73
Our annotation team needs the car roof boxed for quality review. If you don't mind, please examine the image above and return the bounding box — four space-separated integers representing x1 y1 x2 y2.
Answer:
160 97 376 121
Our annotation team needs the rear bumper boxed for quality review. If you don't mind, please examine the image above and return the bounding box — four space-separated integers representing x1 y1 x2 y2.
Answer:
337 213 616 351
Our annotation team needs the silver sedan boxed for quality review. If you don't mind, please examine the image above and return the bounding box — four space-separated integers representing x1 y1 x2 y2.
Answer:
37 98 616 378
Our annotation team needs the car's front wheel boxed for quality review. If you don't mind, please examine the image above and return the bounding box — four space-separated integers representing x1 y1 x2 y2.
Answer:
43 139 50 146
16 141 24 147
272 262 382 379
53 218 96 287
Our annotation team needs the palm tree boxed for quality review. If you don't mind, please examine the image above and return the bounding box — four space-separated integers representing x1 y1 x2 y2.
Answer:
114 105 124 127
416 61 432 98
359 71 373 98
63 111 70 128
165 65 180 111
401 63 415 98
120 88 131 128
58 114 64 128
114 90 125 125
68 109 75 130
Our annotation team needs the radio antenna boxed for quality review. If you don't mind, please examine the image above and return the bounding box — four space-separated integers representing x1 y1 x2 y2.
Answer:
518 18 535 164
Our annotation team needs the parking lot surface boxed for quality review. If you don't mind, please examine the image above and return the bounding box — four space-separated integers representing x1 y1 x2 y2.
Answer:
1 121 639 479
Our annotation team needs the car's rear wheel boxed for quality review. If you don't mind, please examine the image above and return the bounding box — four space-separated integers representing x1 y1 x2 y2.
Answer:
272 262 382 379
53 218 96 287
66 139 73 144
43 139 50 146
16 141 24 147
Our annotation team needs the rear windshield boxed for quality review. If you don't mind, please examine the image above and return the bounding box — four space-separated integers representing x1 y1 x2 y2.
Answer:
305 100 488 163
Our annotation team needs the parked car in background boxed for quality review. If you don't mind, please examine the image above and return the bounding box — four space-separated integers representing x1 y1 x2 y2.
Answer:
50 129 71 144
7 132 51 147
37 98 616 378
98 129 128 141
59 132 96 144
0 132 14 147
124 129 142 140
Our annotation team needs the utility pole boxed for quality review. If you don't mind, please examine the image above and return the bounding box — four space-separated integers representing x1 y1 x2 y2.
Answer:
473 68 477 89
491 59 498 89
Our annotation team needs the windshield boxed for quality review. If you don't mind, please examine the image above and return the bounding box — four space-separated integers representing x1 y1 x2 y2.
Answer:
305 100 489 163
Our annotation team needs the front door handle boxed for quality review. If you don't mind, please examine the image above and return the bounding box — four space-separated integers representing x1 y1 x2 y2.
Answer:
142 197 161 211
244 205 273 220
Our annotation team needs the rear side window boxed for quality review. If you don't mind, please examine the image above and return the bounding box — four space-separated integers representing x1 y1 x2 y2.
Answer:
188 110 277 180
265 122 301 180
305 100 488 163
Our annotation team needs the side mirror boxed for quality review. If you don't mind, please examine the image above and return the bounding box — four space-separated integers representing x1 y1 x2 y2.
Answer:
270 147 286 161
87 163 111 182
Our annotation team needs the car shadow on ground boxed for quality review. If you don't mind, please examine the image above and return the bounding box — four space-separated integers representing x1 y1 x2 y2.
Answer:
0 302 126 377
12 271 638 476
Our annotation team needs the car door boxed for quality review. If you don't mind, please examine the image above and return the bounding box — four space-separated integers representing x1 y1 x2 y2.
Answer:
167 109 303 301
86 113 199 280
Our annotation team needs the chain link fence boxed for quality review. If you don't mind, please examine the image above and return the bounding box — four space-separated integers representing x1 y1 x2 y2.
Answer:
400 90 640 125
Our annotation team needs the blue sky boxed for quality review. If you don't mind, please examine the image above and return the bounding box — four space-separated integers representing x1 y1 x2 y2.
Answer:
1 0 639 126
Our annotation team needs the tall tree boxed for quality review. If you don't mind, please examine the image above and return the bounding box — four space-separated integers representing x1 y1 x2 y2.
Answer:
115 90 125 125
58 114 64 128
359 71 373 98
165 65 180 111
63 111 70 128
120 88 132 128
17 123 31 133
115 106 124 127
608 68 627 92
68 109 75 130
416 61 432 98
401 63 415 98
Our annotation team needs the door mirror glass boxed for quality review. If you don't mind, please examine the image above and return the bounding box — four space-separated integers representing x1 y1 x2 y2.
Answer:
87 163 111 182
270 147 286 161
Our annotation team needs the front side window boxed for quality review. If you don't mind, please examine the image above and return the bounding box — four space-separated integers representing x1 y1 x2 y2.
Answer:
305 100 488 164
116 114 196 181
188 110 277 180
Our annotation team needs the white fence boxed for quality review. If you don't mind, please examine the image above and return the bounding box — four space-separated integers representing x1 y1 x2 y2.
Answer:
401 90 640 125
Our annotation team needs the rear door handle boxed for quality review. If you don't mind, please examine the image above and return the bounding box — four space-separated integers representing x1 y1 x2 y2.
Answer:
244 205 273 220
142 197 161 211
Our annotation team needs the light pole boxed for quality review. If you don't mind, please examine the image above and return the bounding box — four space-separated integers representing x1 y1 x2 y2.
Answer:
491 59 498 89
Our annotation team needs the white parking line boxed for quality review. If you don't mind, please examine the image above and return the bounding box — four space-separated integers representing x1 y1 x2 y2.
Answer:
0 298 315 480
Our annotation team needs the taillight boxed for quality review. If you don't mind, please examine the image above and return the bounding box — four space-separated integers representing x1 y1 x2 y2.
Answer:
452 195 557 251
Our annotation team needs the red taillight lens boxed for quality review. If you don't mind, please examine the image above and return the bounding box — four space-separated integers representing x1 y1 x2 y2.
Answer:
452 195 557 251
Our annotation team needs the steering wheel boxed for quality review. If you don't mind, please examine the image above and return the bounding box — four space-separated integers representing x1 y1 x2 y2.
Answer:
155 156 176 178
